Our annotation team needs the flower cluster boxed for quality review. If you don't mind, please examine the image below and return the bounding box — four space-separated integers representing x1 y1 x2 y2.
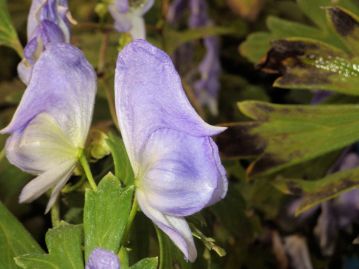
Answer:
1 0 227 262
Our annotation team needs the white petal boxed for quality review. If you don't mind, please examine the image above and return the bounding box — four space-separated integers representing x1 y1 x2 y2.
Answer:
137 191 197 262
19 160 76 205
129 15 146 39
5 113 77 174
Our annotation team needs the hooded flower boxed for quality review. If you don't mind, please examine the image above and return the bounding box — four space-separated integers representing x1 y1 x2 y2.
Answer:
115 39 228 262
1 43 96 213
109 0 154 39
86 248 120 269
18 0 74 84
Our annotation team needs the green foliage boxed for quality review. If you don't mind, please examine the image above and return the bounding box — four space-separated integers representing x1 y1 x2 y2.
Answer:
83 174 134 260
0 202 43 269
222 101 359 175
15 223 83 269
156 228 192 269
0 0 22 56
106 133 134 185
130 257 158 269
274 166 359 214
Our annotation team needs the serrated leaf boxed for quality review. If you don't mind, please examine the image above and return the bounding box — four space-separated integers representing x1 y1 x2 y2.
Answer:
218 101 359 175
327 6 359 54
273 167 359 215
130 257 158 269
84 173 134 260
15 223 83 269
0 0 22 56
106 133 134 186
0 202 43 269
260 38 359 95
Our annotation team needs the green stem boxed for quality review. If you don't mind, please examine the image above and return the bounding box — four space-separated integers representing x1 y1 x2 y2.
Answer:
120 199 138 246
155 226 165 269
51 199 60 227
79 153 97 191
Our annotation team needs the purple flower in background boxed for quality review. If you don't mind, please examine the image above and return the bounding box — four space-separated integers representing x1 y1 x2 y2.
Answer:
288 153 359 256
115 40 228 261
86 248 120 269
18 0 74 84
167 0 222 115
109 0 154 39
1 43 96 213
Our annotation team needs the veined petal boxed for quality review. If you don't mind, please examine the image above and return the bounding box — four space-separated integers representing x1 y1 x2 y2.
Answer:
1 43 96 148
137 191 197 262
5 113 78 174
19 159 75 205
115 40 226 171
140 128 227 216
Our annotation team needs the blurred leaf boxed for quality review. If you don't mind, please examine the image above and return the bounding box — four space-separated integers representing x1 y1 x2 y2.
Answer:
227 0 264 21
163 25 241 55
106 133 134 185
156 228 191 269
0 0 22 56
326 7 359 54
191 226 226 257
239 32 272 63
218 101 359 175
0 202 43 269
130 257 158 269
296 0 332 29
15 223 83 269
274 167 359 214
259 39 359 95
84 173 134 260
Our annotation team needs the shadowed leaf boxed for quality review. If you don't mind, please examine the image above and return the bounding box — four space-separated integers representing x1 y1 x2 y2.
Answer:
273 167 359 215
218 101 359 175
327 6 359 54
0 202 43 269
0 0 22 56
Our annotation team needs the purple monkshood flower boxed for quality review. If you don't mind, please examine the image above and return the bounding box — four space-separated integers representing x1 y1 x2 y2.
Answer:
1 43 96 213
18 0 74 84
167 0 221 115
108 0 154 39
86 248 120 269
115 40 228 262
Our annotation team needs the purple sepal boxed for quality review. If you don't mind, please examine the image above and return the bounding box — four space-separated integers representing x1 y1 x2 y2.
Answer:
86 248 120 269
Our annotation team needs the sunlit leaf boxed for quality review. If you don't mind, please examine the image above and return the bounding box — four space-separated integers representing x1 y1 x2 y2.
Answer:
259 38 359 95
83 173 134 260
15 223 83 269
130 257 158 269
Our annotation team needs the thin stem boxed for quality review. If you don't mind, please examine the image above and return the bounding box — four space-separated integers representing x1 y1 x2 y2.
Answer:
79 153 97 191
51 199 60 227
155 226 165 269
120 199 138 246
